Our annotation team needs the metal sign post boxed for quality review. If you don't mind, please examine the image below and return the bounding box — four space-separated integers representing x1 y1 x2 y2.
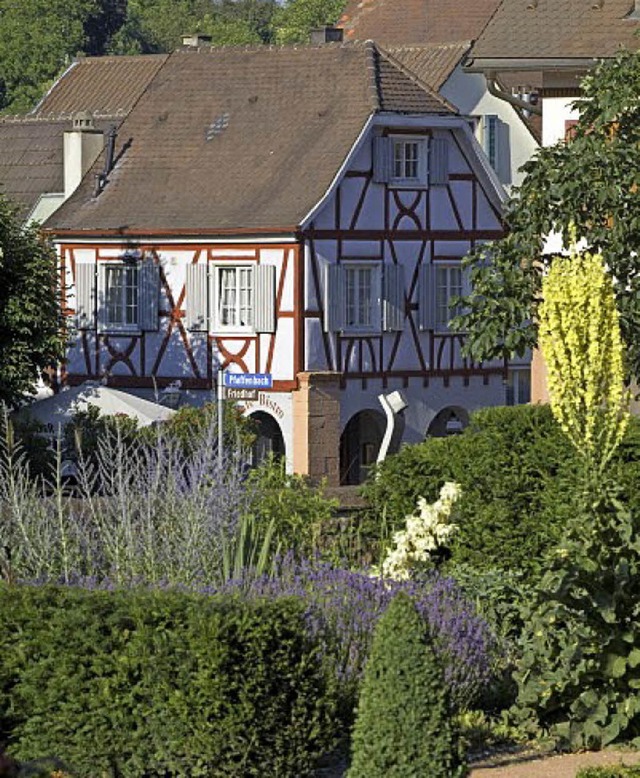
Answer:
218 368 224 469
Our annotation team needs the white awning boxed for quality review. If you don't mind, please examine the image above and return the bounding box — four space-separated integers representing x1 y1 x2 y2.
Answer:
16 383 176 433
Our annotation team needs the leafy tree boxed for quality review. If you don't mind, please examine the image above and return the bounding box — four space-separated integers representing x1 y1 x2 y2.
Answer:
0 0 126 113
0 197 66 408
273 0 346 44
109 0 277 53
453 51 640 378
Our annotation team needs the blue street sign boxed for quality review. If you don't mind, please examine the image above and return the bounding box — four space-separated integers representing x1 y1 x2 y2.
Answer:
223 372 272 389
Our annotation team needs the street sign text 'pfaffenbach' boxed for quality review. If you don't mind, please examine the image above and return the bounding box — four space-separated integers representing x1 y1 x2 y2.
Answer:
223 372 273 389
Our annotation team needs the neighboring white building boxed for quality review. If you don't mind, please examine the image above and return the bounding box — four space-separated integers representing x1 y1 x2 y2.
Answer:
465 0 640 401
387 42 540 189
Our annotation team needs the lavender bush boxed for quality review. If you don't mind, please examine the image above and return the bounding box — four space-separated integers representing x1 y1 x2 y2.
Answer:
219 554 496 711
0 410 251 587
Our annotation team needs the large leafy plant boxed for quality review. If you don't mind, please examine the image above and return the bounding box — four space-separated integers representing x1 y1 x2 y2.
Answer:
514 246 639 749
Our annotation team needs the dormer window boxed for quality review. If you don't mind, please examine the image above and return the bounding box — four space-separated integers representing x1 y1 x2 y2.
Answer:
392 139 423 182
372 134 448 187
390 137 428 186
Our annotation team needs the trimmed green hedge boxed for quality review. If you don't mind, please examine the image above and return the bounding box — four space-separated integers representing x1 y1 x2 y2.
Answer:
348 592 466 777
0 584 338 777
576 767 640 777
362 406 640 577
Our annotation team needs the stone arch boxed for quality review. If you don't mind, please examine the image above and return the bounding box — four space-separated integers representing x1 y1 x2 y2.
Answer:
340 408 386 485
248 410 285 466
426 406 470 438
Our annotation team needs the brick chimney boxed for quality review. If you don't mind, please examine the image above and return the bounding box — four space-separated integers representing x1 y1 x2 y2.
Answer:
63 111 104 199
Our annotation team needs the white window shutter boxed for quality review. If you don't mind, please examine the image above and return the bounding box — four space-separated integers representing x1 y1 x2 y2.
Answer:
430 137 449 185
372 136 391 183
254 264 276 333
382 264 405 332
185 263 209 331
324 264 346 333
418 264 436 331
75 262 96 330
139 258 160 331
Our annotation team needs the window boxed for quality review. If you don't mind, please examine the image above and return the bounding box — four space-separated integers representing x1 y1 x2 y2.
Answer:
346 266 375 329
435 265 463 331
390 138 427 186
325 263 403 334
214 265 253 330
506 369 531 406
393 140 420 180
104 265 139 328
344 264 381 332
482 115 499 170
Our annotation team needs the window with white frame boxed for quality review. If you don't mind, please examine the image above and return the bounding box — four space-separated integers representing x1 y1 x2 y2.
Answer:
506 369 531 406
390 137 427 186
104 264 139 328
435 265 463 331
345 265 380 331
214 265 253 330
185 262 275 334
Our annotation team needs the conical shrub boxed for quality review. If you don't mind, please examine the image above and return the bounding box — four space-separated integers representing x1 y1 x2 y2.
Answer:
348 591 467 777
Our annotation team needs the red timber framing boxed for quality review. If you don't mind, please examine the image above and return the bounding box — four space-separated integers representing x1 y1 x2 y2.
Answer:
61 242 303 393
299 129 506 388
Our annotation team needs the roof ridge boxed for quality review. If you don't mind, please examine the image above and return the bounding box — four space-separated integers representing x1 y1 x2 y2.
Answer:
376 44 458 113
387 41 472 52
364 39 382 110
173 40 374 54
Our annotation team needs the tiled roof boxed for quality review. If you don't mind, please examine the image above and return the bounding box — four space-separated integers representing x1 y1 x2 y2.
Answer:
0 54 166 220
386 42 471 90
33 54 168 117
472 0 640 61
0 118 67 219
46 43 454 235
339 0 502 45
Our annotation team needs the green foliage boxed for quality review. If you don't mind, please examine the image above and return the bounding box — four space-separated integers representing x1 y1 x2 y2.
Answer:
0 0 89 112
244 454 338 555
0 197 66 407
457 709 526 757
362 405 578 577
1 584 338 776
514 476 640 750
348 592 466 777
0 0 346 109
450 563 529 712
65 400 255 464
452 51 640 378
109 0 277 54
577 768 640 778
273 0 345 43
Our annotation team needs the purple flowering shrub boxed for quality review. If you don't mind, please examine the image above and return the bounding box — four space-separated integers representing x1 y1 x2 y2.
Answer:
220 555 496 711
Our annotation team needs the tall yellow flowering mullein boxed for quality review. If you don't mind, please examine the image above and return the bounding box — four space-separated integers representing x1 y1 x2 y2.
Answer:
538 242 629 471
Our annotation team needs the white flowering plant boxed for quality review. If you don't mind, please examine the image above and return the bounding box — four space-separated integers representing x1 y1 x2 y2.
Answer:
374 482 462 581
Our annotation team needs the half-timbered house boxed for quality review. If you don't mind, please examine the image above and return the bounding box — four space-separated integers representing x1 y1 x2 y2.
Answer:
44 41 526 485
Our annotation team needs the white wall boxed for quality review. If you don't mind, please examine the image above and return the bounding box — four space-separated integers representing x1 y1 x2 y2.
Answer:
441 67 539 190
542 95 579 147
